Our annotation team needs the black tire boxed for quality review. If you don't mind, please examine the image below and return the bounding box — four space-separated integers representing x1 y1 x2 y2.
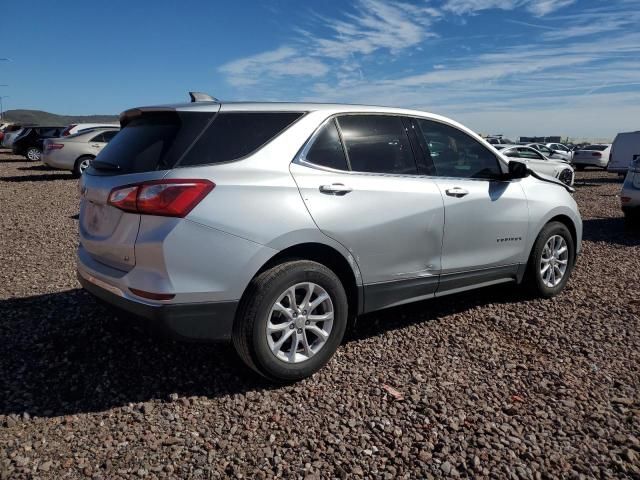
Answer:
525 221 575 298
73 155 94 177
233 260 348 382
26 147 41 162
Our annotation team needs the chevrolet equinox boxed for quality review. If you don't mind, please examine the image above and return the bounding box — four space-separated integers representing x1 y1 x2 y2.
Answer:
77 93 582 381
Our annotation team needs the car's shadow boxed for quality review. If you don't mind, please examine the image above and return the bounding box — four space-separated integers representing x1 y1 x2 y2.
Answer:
573 175 624 186
0 173 74 182
17 165 53 172
0 284 527 418
582 216 640 245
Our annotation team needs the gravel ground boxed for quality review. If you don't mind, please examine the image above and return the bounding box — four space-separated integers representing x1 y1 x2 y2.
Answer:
0 150 638 479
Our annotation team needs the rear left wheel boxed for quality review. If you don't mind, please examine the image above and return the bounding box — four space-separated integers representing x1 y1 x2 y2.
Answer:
233 260 348 382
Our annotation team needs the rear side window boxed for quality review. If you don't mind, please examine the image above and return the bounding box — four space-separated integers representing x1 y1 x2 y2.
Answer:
180 112 303 167
103 130 118 142
94 111 302 173
90 133 105 143
303 120 348 171
516 147 544 160
416 119 501 179
337 115 417 175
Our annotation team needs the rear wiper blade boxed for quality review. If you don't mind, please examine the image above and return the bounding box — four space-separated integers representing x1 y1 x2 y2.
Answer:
91 160 121 171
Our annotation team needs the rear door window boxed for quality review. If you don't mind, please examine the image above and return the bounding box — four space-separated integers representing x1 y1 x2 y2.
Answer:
90 133 105 143
336 115 417 175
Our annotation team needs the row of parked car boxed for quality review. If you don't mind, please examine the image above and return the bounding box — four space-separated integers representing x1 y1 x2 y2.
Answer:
486 132 640 176
0 122 119 176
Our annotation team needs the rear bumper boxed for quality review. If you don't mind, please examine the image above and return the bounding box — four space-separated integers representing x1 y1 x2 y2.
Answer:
573 157 607 167
78 270 237 342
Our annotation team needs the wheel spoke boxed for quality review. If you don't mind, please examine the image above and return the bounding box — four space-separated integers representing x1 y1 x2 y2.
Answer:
288 332 299 362
286 288 298 310
541 263 550 275
300 283 314 310
309 293 329 312
267 320 290 334
271 329 294 354
556 246 568 256
308 312 334 323
272 302 294 320
307 325 329 342
302 330 313 357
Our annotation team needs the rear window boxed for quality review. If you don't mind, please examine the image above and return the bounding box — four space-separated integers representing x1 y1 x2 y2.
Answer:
95 111 303 173
583 145 609 151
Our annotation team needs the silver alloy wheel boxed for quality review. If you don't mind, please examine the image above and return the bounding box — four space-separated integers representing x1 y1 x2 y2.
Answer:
79 158 92 174
27 148 40 161
540 234 569 287
266 282 334 363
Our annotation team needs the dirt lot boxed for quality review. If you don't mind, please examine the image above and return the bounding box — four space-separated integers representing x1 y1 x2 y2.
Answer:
0 150 638 479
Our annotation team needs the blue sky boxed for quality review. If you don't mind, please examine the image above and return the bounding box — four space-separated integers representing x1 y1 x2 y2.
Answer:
2 0 638 138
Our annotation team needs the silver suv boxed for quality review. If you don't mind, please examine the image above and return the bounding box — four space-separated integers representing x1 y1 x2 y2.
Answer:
77 95 582 381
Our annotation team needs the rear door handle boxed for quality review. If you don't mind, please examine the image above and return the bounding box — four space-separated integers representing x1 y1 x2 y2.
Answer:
319 183 353 195
445 187 469 198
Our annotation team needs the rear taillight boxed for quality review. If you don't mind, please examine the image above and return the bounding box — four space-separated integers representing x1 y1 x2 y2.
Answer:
45 143 64 151
592 152 601 157
62 124 76 136
108 179 214 217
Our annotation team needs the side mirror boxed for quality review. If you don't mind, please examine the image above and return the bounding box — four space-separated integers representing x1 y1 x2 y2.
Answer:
508 160 529 179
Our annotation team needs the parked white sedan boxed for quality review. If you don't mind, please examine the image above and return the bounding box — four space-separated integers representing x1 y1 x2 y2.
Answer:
572 144 611 170
528 143 573 163
495 144 575 186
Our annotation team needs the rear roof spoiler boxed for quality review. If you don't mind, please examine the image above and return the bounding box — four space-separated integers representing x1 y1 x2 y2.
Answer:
119 92 220 126
189 91 219 103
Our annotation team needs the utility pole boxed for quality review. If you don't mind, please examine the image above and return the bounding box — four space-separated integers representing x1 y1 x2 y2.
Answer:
0 96 9 121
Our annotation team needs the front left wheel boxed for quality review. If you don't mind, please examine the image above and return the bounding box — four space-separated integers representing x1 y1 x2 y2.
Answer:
233 260 348 382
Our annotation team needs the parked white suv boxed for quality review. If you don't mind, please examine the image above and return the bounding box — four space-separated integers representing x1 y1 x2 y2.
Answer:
78 95 582 381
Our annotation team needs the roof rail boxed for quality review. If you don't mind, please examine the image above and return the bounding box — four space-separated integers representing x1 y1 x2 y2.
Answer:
189 91 219 103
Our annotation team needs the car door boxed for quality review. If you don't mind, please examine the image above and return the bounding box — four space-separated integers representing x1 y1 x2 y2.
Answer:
290 114 445 312
515 147 557 177
410 118 529 294
88 132 108 154
534 144 560 160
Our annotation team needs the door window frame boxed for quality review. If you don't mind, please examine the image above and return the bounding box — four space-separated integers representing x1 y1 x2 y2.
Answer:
295 113 422 177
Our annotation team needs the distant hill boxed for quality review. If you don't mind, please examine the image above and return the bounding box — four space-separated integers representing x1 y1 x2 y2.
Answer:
2 109 119 126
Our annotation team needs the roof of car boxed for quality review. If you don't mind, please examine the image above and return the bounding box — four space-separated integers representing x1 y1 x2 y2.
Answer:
139 100 438 117
494 144 523 149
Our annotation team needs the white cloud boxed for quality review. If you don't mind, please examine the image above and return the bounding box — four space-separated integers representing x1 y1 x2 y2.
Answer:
217 1 639 138
442 0 575 16
311 0 440 59
218 47 328 87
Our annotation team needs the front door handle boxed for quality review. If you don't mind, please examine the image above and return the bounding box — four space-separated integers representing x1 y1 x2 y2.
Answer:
445 187 469 198
319 183 353 195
